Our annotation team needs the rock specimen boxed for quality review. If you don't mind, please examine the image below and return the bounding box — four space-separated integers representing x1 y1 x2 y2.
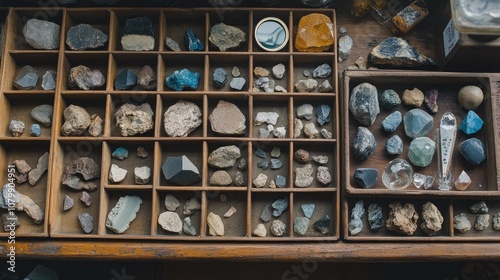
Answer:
68 65 106 90
234 171 245 186
254 112 279 126
209 100 246 135
420 202 443 236
295 164 314 188
255 148 266 159
319 80 333 93
134 166 151 184
257 159 269 170
78 213 94 233
112 147 129 160
164 100 202 137
354 168 378 188
237 158 247 170
210 170 232 186
470 201 488 214
88 114 103 137
254 67 269 78
62 157 100 191
459 138 486 165
459 110 483 135
317 166 331 185
475 214 490 231
316 104 331 125
294 217 310 235
381 111 402 132
183 217 197 236
213 68 227 88
31 104 53 127
165 37 181 51
294 149 310 163
14 192 44 224
137 65 157 90
313 155 328 165
314 215 331 234
114 103 154 136
386 135 403 155
295 13 334 52
208 145 241 168
13 65 38 90
297 104 313 120
275 175 286 188
304 123 319 138
115 69 137 90
23 19 60 50
209 23 246 51
385 202 419 235
106 195 143 234
162 156 201 185
230 77 246 90
253 223 267 237
454 170 472 191
231 66 240 77
458 85 483 110
494 213 500 231
260 205 272 223
63 195 74 211
368 37 435 68
352 126 376 161
272 197 289 217
271 147 281 158
454 213 471 233
312 63 332 78
295 79 318 92
403 109 433 138
39 70 55 91
272 63 285 79
9 120 25 137
165 69 200 91
424 89 439 113
158 211 182 234
368 203 383 231
271 220 286 237
338 30 353 62
137 146 149 158
408 137 436 167
349 82 379 126
183 197 201 216
402 88 424 107
13 159 31 175
270 159 282 170
349 200 365 235
185 28 204 51
66 24 108 50
379 89 401 110
109 164 127 183
207 212 224 236
121 17 155 51
80 191 91 206
301 204 315 219
253 173 267 188
28 152 49 186
164 194 180 211
61 105 91 136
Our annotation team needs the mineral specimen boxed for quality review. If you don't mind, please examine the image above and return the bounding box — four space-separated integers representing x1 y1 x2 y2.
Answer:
381 111 402 132
162 156 201 185
459 138 486 165
13 159 31 175
158 211 182 234
66 24 108 50
254 112 279 126
183 217 197 236
109 164 127 183
386 135 404 155
209 100 246 135
368 203 383 231
312 155 328 165
424 88 439 113
349 200 364 235
301 204 315 219
420 202 443 236
272 63 285 79
254 67 269 78
185 28 204 51
164 194 180 211
134 166 151 184
304 123 319 138
183 197 201 216
475 214 490 231
294 118 304 138
106 195 142 234
338 31 353 62
319 80 333 93
114 103 154 136
368 37 435 68
459 110 483 135
253 173 267 188
210 170 232 186
41 70 56 90
208 145 241 168
454 170 472 191
165 36 181 51
63 195 74 211
136 146 149 158
231 66 240 77
88 114 103 137
165 69 200 91
164 100 202 137
114 69 137 90
312 63 332 78
272 197 289 217
271 220 286 236
28 152 49 186
80 191 91 206
458 85 483 110
230 77 246 90
209 23 246 51
352 126 376 161
23 19 60 50
391 0 429 34
402 87 424 107
9 120 25 137
354 168 378 188
295 13 334 52
385 202 419 235
137 65 157 90
379 89 401 110
13 65 38 90
68 65 106 90
255 148 266 159
224 206 237 218
207 212 224 236
61 105 91 136
321 128 333 139
408 137 436 167
316 104 331 125
297 104 314 120
314 215 331 234
494 213 500 231
349 82 379 126
454 213 471 233
270 159 282 170
121 17 155 51
112 147 129 160
295 79 317 92
257 159 269 169
403 109 434 138
78 213 94 233
470 201 488 214
234 171 245 186
295 164 314 188
275 175 286 188
382 158 413 189
15 192 44 224
213 68 227 88
31 104 53 127
317 166 331 185
294 217 310 235
294 149 310 163
252 223 267 237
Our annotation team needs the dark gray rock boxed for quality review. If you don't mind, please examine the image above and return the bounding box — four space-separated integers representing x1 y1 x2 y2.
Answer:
386 135 404 155
230 77 246 91
31 104 53 127
272 197 289 217
124 17 154 36
63 195 74 211
403 109 434 138
381 111 402 132
23 19 60 50
275 175 286 188
66 24 108 50
470 201 488 214
312 63 332 78
121 17 155 51
185 28 204 51
255 148 266 159
42 70 57 90
379 89 401 110
368 203 383 231
237 158 247 170
460 138 486 165
115 68 137 90
369 37 436 68
257 159 269 170
213 68 227 89
260 204 272 223
314 215 331 234
165 37 181 51
316 104 331 126
352 126 376 161
209 23 246 51
162 156 200 186
78 213 94 233
137 65 156 90
270 159 282 170
349 82 380 126
354 168 378 188
68 65 105 90
13 65 38 90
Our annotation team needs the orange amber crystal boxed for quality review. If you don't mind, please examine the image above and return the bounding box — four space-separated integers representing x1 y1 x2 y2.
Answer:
295 13 334 52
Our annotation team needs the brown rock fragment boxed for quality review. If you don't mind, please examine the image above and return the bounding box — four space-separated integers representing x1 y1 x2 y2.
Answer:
385 202 419 235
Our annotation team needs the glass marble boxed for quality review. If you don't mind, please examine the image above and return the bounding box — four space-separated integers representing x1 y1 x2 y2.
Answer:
382 158 414 190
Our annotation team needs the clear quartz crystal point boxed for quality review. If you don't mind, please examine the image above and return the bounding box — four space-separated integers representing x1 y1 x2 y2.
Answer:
437 112 457 191
413 173 427 188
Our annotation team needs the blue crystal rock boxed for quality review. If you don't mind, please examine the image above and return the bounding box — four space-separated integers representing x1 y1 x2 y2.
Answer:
30 124 41 137
114 68 137 90
184 28 204 51
275 175 286 188
230 77 246 91
353 126 376 161
381 111 402 132
459 110 483 135
386 135 403 155
460 138 486 165
272 197 289 217
257 159 269 170
368 203 383 231
165 69 200 91
255 148 266 159
112 147 129 160
213 67 227 89
316 104 331 126
301 204 315 219
403 109 434 138
354 168 378 188
270 159 282 170
408 137 436 167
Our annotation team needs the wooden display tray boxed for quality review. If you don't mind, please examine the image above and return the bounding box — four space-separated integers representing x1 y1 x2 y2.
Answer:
0 7 340 241
342 70 500 241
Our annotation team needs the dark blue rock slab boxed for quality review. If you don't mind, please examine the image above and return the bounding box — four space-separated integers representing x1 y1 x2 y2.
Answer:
354 168 378 188
115 68 138 90
66 23 108 50
460 138 486 165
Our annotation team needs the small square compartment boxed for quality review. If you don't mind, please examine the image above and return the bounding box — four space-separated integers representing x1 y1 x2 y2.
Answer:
293 192 336 238
163 10 206 52
1 93 54 138
251 192 291 238
292 54 336 94
208 54 250 92
0 141 50 236
104 141 155 187
109 53 158 91
102 189 152 236
252 10 291 53
207 96 249 137
155 190 202 237
158 141 203 187
61 53 108 91
291 10 335 53
112 10 161 52
207 141 248 187
64 10 110 51
50 141 103 236
252 95 291 139
2 52 59 91
206 191 247 237
252 55 291 93
292 95 337 139
59 94 107 137
452 199 500 240
251 142 290 189
161 54 206 92
207 10 250 52
109 94 157 137
159 95 204 138
292 142 337 189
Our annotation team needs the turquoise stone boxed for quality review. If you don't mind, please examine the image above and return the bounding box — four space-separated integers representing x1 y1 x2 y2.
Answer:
403 109 434 138
184 28 204 51
165 69 200 91
459 110 483 135
408 137 436 167
112 147 129 160
381 111 402 132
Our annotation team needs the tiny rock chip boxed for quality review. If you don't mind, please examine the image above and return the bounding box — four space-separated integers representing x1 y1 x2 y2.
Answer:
210 170 233 186
63 195 74 211
253 223 267 237
183 217 197 236
355 56 367 69
224 206 237 218
260 205 272 223
304 123 319 138
209 23 246 51
213 68 227 89
349 201 365 235
68 65 106 90
295 13 334 52
268 180 276 188
230 77 246 91
183 197 201 216
271 147 281 158
134 166 151 185
88 114 103 137
313 63 332 78
402 88 425 107
232 66 240 77
136 146 149 158
368 203 383 231
470 201 489 214
420 202 443 236
475 214 490 231
165 194 180 211
454 170 472 191
121 17 155 51
386 135 404 155
80 191 91 207
349 82 380 126
164 100 202 137
454 213 472 233
137 65 157 90
257 159 269 170
294 149 310 163
312 155 328 165
42 70 57 90
234 171 245 186
272 197 289 217
319 80 333 93
254 112 279 126
61 104 91 136
66 23 108 50
207 212 224 236
354 168 378 188
31 104 53 127
114 69 137 90
78 213 94 234
317 166 331 185
208 145 241 168
158 211 183 234
106 195 143 234
112 147 129 160
385 202 419 236
114 103 154 136
109 164 128 183
301 204 316 219
165 36 181 52
165 69 200 91
162 156 201 186
368 37 435 68
294 217 310 236
209 100 246 135
23 19 61 50
9 120 25 137
295 79 318 92
379 89 401 110
459 138 486 165
424 88 439 113
458 85 484 110
272 63 286 79
253 173 268 188
254 67 269 78
273 127 286 138
271 220 287 237
294 118 304 138
295 164 314 188
28 152 49 186
352 126 376 161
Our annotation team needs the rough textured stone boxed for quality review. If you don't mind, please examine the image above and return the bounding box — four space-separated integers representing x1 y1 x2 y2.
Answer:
270 159 282 170
13 159 31 175
183 216 197 236
272 197 289 217
493 213 500 231
66 24 108 50
338 33 353 62
164 100 202 137
271 147 281 158
184 197 201 216
319 80 333 93
354 168 378 188
272 63 285 79
271 220 287 237
158 211 183 234
458 85 484 110
28 152 49 186
114 103 154 136
254 67 269 78
454 170 472 191
14 192 44 224
260 205 272 223
470 201 489 214
321 128 333 139
164 194 180 211
313 63 332 78
381 111 402 132
209 100 246 135
213 68 227 89
31 104 53 127
352 126 376 161
403 109 434 138
209 23 245 51
230 77 246 91
294 217 310 235
254 112 279 126
316 104 331 125
349 200 365 235
121 17 155 51
78 213 94 233
112 147 129 160
317 166 331 185
368 203 383 231
275 175 286 188
68 65 106 90
137 146 149 158
379 89 401 110
253 173 268 188
23 19 60 50
208 145 241 168
385 202 419 236
273 127 286 138
420 202 443 236
424 88 439 113
134 166 151 184
13 65 38 90
234 171 245 186
475 214 490 231
355 56 367 69
162 156 201 186
459 138 486 165
42 70 56 90
61 105 91 136
207 212 224 236
295 79 318 92
64 157 100 182
257 159 269 170
165 69 200 91
88 114 103 137
304 123 319 138
303 70 310 77
386 135 404 155
459 110 483 135
312 155 328 165
295 13 334 52
231 66 240 77
165 36 181 51
368 37 435 68
252 223 267 237
115 69 137 90
408 137 436 167
294 118 303 138
80 191 91 206
402 87 424 107
109 164 127 183
9 120 25 137
237 158 247 170
137 65 157 90
106 195 142 234
314 215 331 234
349 82 380 126
210 170 232 186
454 213 472 233
295 164 314 188
255 148 266 159
297 104 313 120
301 204 315 219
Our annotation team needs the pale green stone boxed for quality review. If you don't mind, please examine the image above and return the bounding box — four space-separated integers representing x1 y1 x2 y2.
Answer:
408 137 436 167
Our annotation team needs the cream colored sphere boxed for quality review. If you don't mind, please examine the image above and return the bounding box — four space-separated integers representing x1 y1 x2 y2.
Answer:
458 85 484 110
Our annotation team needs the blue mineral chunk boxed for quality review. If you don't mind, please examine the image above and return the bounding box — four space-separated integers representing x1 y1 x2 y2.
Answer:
459 110 484 135
30 124 41 137
257 159 269 170
301 203 315 219
272 197 289 217
112 146 129 160
184 28 204 51
315 104 331 126
386 135 403 155
313 215 331 234
354 168 378 188
381 111 402 132
459 138 486 165
275 175 286 188
255 148 266 159
114 68 137 90
270 159 282 170
13 65 39 90
368 203 383 231
213 67 227 89
165 69 200 91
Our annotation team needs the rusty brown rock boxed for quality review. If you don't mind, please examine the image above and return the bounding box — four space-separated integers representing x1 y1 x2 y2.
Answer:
385 202 419 235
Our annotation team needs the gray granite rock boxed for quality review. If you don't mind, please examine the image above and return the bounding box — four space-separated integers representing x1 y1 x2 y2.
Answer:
295 164 314 188
271 219 286 237
234 171 246 186
13 65 38 90
368 203 383 231
42 70 57 90
134 166 151 184
297 104 313 120
317 166 332 185
23 19 60 50
31 104 53 127
295 79 317 92
454 213 471 233
312 63 332 78
158 211 182 234
260 204 272 223
272 63 285 79
78 213 94 233
338 33 353 62
183 197 201 216
353 127 376 161
294 216 310 235
254 112 279 126
208 145 241 168
349 200 364 235
106 195 143 234
209 23 246 51
493 213 500 231
66 24 108 50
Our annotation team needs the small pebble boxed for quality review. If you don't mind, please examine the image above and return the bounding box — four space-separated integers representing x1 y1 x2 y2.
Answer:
165 194 180 211
297 104 314 120
272 63 285 79
271 220 286 237
112 147 129 160
254 66 269 78
78 213 94 234
269 180 276 188
275 85 287 93
470 201 489 214
230 77 246 91
301 204 315 219
234 171 246 186
321 128 333 139
63 195 74 211
231 66 240 77
237 158 247 170
253 223 267 237
304 123 319 138
314 215 331 234
303 70 310 77
294 149 310 163
271 147 281 158
80 191 91 206
260 205 272 222
253 173 267 188
318 80 333 93
275 175 286 188
458 85 483 110
136 146 149 158
183 217 197 236
273 127 286 138
9 120 25 137
224 206 237 218
317 166 332 185
30 124 41 137
475 214 490 231
165 37 181 51
294 217 310 235
270 159 282 169
255 148 267 159
312 155 328 165
134 166 151 184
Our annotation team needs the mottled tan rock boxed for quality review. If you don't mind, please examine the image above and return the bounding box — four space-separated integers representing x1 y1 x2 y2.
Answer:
253 173 268 188
61 105 91 136
88 114 103 137
402 88 424 107
420 202 443 236
210 170 233 186
294 149 310 163
385 202 418 235
252 223 267 237
158 211 182 234
254 67 269 78
207 212 224 236
13 159 31 174
163 100 202 137
28 152 49 186
304 122 319 138
458 85 483 110
15 193 44 224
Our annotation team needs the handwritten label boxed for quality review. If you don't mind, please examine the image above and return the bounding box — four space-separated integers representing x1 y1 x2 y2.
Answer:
443 19 460 57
